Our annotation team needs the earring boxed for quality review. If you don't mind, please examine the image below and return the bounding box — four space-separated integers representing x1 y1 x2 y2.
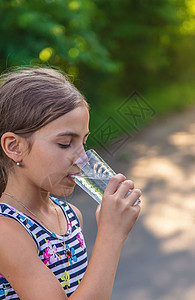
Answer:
16 162 20 166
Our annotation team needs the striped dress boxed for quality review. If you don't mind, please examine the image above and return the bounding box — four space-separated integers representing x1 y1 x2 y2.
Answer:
0 196 88 299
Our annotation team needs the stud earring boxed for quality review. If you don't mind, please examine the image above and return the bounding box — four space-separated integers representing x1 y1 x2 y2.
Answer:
16 162 20 166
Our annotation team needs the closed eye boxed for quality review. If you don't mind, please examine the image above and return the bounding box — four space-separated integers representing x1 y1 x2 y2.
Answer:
58 144 71 149
58 143 88 150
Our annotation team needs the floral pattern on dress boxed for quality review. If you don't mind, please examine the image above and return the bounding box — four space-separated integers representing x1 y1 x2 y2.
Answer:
77 233 85 250
61 271 70 291
66 245 77 266
43 247 52 265
0 283 9 297
24 218 34 228
67 219 72 233
43 238 61 266
0 287 4 297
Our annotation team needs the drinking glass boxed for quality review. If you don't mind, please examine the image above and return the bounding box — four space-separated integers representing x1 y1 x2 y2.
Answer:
72 149 141 206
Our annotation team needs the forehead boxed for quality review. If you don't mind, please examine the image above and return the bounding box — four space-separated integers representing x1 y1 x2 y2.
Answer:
35 106 90 138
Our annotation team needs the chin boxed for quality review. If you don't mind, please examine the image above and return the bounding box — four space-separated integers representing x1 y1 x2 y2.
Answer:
50 185 75 198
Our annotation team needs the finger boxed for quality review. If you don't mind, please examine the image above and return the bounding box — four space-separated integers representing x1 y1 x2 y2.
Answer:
115 180 134 198
127 189 142 206
104 173 126 195
95 204 101 224
134 198 141 206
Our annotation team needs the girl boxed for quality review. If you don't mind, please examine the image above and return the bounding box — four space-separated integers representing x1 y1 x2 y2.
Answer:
0 67 141 299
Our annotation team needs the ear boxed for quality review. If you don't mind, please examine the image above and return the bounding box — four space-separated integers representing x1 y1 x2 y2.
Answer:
0 132 24 163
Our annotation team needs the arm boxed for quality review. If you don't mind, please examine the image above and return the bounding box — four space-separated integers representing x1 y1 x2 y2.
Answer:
0 174 141 300
72 174 141 300
0 217 68 300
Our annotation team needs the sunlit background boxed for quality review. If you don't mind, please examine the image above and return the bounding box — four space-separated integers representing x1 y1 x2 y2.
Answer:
71 106 195 300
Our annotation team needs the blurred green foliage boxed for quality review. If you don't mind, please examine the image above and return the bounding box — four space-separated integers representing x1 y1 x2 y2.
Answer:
0 0 115 72
1 0 195 147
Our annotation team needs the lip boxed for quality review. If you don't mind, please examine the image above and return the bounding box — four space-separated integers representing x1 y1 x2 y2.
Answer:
67 173 80 183
67 175 75 183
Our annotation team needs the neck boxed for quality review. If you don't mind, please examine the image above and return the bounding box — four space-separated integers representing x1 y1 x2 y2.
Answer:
3 176 51 213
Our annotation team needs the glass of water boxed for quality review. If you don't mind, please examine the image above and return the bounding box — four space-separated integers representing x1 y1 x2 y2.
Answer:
72 149 141 206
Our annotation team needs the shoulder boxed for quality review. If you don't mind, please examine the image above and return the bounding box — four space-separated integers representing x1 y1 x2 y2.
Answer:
0 215 33 237
0 216 38 273
0 216 38 251
0 217 67 299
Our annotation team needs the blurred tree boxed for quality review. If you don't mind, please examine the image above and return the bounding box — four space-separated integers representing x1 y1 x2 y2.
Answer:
92 0 187 96
0 0 195 122
166 0 195 83
0 0 116 80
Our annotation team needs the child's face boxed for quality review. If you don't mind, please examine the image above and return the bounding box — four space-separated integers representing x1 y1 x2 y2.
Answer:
22 105 90 197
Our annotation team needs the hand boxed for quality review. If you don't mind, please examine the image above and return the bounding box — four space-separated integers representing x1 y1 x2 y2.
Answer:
96 173 141 242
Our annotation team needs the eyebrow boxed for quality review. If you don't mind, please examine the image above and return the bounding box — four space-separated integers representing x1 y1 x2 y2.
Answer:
56 131 90 138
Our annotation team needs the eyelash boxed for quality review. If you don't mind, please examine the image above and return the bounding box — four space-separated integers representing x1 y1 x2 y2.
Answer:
58 144 70 149
58 143 87 150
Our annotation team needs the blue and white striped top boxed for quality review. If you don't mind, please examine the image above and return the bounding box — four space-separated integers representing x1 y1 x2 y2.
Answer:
0 196 88 299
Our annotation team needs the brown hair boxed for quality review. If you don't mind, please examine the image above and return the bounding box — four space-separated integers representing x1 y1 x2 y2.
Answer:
0 67 89 196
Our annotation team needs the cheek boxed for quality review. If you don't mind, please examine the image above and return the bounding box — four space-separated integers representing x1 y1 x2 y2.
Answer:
39 171 75 197
25 145 74 187
30 146 70 171
35 160 72 190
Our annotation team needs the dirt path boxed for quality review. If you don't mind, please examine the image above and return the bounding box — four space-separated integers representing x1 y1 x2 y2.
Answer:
71 106 195 300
